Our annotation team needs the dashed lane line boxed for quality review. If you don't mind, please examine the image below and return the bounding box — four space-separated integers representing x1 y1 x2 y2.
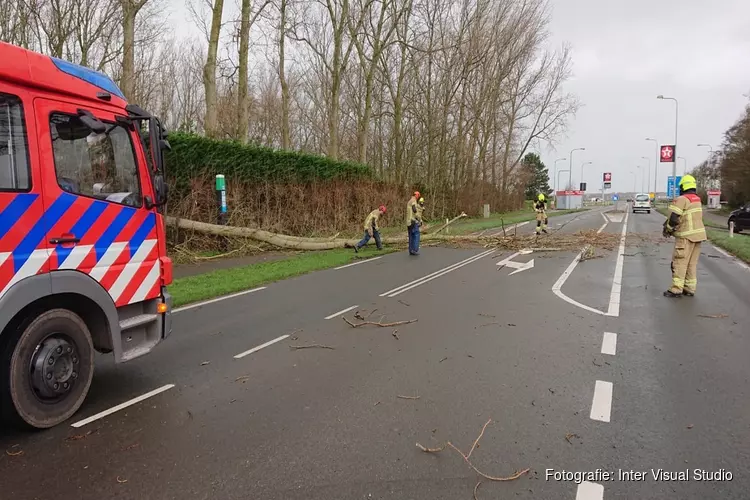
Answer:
576 481 604 500
324 305 359 320
233 334 290 359
601 332 617 356
71 384 175 428
590 380 613 423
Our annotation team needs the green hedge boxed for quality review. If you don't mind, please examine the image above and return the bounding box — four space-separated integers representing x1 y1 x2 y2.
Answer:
164 133 374 188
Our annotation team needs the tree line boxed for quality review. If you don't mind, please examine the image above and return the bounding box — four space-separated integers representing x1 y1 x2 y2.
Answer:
689 98 749 207
2 0 578 212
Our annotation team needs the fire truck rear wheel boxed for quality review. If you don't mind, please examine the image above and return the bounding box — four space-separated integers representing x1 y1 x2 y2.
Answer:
1 309 95 429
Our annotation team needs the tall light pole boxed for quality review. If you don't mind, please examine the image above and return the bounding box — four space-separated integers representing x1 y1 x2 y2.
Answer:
657 95 679 197
635 165 642 192
630 171 637 193
640 156 650 194
580 161 592 189
569 147 585 190
697 143 713 169
553 157 567 192
646 137 658 194
677 156 687 174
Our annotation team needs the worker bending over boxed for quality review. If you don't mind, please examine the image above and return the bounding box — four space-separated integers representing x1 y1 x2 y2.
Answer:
534 194 548 234
406 191 420 255
662 175 706 297
354 205 386 253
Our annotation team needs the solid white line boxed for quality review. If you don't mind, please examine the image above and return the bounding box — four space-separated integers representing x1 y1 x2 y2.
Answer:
711 245 750 272
379 250 493 297
601 332 617 356
71 384 175 428
576 481 604 500
590 380 613 423
173 287 267 313
386 250 494 297
233 334 289 359
334 256 383 270
606 210 629 316
324 305 359 320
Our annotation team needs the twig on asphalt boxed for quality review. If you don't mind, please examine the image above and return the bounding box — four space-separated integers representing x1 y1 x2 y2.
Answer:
289 344 335 350
565 433 580 444
343 317 418 328
479 322 499 328
235 375 251 382
398 300 411 307
397 395 421 400
392 329 399 340
65 429 96 442
116 476 128 484
697 313 728 319
439 356 448 363
416 419 531 483
5 446 23 456
478 313 496 318
467 419 491 459
473 481 482 500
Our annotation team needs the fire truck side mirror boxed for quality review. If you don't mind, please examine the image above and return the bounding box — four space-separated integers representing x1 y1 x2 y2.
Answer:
77 109 106 135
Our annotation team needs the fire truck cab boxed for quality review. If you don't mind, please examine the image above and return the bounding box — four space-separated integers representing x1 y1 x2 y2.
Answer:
0 42 173 429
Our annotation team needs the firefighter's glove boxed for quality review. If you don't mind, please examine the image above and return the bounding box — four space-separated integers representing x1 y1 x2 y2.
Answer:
662 223 674 238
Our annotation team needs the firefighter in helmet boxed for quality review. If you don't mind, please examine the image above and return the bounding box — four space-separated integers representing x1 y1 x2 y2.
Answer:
662 174 707 297
534 193 548 234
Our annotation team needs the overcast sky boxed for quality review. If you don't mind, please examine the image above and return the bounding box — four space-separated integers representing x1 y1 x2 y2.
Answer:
165 0 750 194
543 0 750 194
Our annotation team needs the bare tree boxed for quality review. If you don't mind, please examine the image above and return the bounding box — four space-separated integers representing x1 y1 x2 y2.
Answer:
203 0 226 137
119 0 149 101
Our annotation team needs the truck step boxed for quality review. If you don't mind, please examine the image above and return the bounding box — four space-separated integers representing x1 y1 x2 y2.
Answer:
120 313 158 331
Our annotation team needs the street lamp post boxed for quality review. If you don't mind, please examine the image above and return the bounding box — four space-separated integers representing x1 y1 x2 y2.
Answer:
580 161 592 189
630 171 637 193
697 143 713 171
677 156 687 175
553 157 567 193
640 156 650 193
569 148 585 191
646 137 658 194
657 95 679 197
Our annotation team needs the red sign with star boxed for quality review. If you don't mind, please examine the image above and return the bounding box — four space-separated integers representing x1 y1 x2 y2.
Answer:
603 172 612 182
660 145 675 162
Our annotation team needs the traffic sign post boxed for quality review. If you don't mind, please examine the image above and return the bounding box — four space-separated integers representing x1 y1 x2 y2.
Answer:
667 175 682 199
660 145 675 162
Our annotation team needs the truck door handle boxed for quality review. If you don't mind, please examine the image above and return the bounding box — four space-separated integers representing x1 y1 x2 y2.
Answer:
49 237 80 245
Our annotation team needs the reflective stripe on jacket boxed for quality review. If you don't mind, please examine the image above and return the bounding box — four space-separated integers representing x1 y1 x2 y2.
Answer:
364 209 381 231
668 193 707 242
406 197 417 226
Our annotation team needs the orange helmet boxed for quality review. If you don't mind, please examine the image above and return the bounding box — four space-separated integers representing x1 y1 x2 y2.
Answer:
413 191 420 199
379 205 386 213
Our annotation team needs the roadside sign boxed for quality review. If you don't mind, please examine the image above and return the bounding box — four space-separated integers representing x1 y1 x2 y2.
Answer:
649 192 655 200
580 182 587 191
667 176 682 198
603 182 611 189
603 172 612 182
660 145 675 162
612 194 619 201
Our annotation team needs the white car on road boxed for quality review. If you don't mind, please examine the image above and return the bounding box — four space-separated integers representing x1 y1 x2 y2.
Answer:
632 193 652 213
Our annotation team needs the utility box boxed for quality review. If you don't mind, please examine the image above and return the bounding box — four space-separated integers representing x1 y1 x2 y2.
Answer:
556 190 584 209
483 204 490 218
707 190 721 209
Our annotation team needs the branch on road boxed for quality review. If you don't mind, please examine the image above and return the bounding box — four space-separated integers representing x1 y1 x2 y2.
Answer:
416 419 531 485
289 344 336 350
343 317 417 328
397 395 420 400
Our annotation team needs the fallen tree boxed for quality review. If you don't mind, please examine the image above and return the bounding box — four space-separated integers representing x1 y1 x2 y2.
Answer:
166 215 641 252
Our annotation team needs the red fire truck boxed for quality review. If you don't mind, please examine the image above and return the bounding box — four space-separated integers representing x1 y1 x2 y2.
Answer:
0 42 173 429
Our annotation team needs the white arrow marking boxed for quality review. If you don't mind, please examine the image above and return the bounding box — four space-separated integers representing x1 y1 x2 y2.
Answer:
507 259 534 275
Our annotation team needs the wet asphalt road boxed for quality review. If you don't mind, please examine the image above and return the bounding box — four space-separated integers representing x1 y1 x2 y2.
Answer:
1 207 748 500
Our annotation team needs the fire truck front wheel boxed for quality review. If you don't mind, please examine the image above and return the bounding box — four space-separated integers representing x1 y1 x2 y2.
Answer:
1 309 95 429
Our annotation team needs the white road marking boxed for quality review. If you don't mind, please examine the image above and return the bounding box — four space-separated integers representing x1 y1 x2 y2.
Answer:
71 384 175 428
601 332 617 356
551 210 629 317
173 287 267 313
234 334 290 359
334 256 383 270
711 245 750 272
383 250 495 297
607 210 630 316
380 250 494 297
324 304 359 320
576 481 604 500
590 380 613 422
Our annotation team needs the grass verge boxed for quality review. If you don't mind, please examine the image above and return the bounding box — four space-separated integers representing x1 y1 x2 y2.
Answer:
706 229 750 263
171 247 396 307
